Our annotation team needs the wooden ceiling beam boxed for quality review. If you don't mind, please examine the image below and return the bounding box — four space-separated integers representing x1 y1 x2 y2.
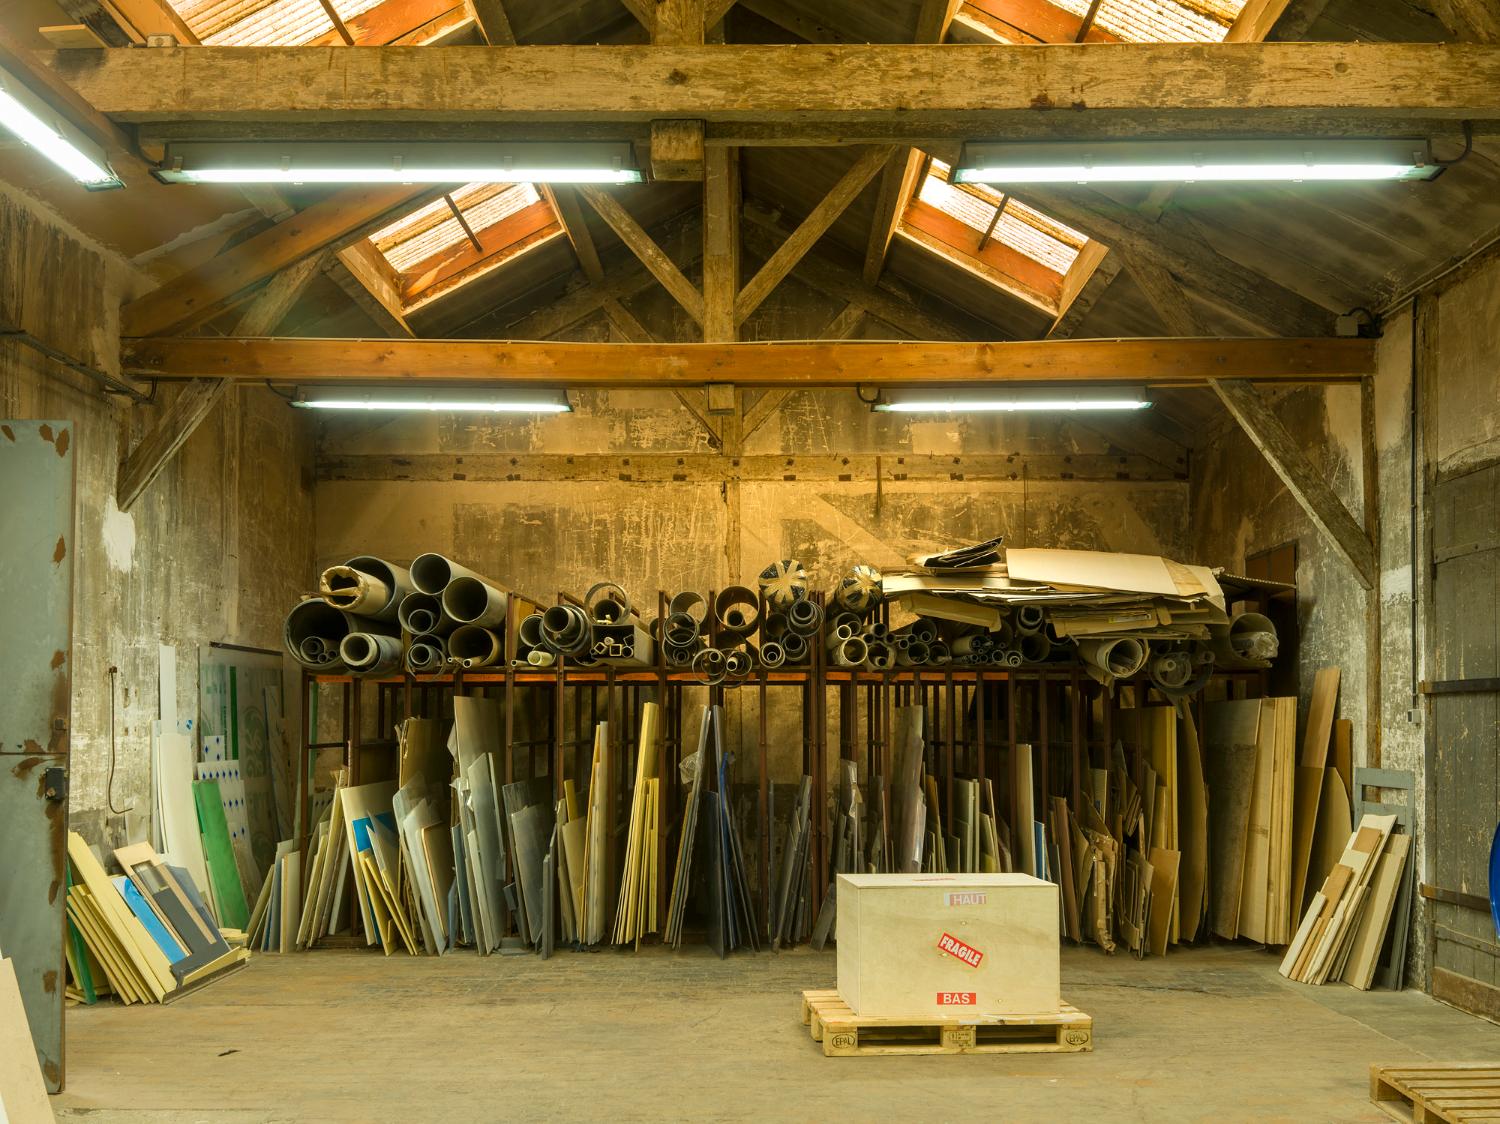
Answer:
577 187 705 323
1128 256 1209 337
735 145 894 324
542 185 605 285
1210 377 1376 588
863 148 925 287
121 186 426 337
121 336 1375 386
463 0 517 44
703 146 740 341
48 43 1500 136
117 252 326 511
1429 0 1500 43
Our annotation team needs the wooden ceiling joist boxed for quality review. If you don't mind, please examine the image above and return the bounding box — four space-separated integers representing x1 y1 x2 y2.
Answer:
862 148 925 287
121 336 1375 387
576 187 705 323
1129 256 1208 337
47 43 1500 142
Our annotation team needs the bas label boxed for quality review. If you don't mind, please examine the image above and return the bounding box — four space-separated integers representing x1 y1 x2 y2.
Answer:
937 991 977 1005
936 932 983 968
946 892 987 907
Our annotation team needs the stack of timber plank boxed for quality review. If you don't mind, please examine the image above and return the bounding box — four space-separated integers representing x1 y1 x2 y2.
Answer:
1280 814 1411 987
612 701 661 947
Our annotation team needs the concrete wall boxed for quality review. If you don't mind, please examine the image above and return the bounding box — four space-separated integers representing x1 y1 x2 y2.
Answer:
1190 250 1500 985
0 183 316 848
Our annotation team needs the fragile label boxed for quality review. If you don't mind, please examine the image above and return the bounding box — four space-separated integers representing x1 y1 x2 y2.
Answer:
936 932 983 968
946 892 987 907
937 992 977 1006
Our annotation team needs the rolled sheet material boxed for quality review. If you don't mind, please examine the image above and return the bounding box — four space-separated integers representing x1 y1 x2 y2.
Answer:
831 636 868 668
759 640 786 669
410 552 492 596
585 582 630 624
786 597 822 637
333 555 414 621
1079 636 1149 681
339 632 403 676
448 624 503 668
320 565 391 618
865 640 896 670
398 592 455 636
405 634 447 674
713 586 760 637
540 603 591 657
1019 632 1051 664
832 564 883 615
691 647 727 685
442 575 508 629
1211 611 1279 667
758 559 808 610
1014 605 1045 636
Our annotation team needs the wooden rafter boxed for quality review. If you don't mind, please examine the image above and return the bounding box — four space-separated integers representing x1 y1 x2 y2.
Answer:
1429 0 1500 43
116 253 326 511
819 303 866 340
542 186 605 285
914 0 962 41
706 0 738 28
463 0 517 43
1210 378 1376 589
121 186 426 337
1128 256 1207 337
735 145 895 324
618 0 655 33
122 336 1375 387
862 148 925 286
1045 254 1120 339
576 187 705 323
51 44 1500 142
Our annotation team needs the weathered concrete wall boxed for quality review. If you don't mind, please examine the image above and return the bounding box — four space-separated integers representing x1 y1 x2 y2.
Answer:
0 183 316 849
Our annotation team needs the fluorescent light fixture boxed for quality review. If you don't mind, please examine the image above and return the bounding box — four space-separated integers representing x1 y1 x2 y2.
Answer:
0 65 121 189
953 139 1442 185
292 387 572 413
155 141 643 185
873 387 1151 413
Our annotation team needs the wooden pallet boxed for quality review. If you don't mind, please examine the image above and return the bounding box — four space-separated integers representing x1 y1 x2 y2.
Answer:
1371 1064 1500 1123
799 989 1093 1057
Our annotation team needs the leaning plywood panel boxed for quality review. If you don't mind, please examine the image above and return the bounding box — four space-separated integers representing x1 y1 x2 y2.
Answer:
67 834 175 1000
1341 833 1411 990
0 955 55 1123
1205 700 1259 940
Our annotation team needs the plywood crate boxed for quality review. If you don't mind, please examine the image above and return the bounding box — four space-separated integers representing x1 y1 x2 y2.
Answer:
836 873 1059 1018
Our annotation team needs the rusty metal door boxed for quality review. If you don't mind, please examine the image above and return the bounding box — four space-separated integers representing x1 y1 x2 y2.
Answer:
1427 459 1500 1018
0 420 75 1093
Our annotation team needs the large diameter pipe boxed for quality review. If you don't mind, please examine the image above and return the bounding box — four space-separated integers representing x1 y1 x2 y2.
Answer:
669 591 707 622
398 592 455 636
442 575 508 629
1020 632 1051 663
585 582 630 624
1079 636 1149 680
831 636 868 668
285 599 352 670
541 603 591 656
1211 611 1279 666
759 640 786 669
410 552 496 596
405 634 446 674
517 613 546 651
724 649 754 678
786 597 822 637
339 632 403 676
448 625 503 668
713 586 760 637
866 640 896 670
337 555 414 620
1014 605 1045 636
691 647 727 685
665 611 700 647
780 632 808 663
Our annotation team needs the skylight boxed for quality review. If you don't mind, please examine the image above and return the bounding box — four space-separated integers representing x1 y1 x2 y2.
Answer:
172 0 383 44
914 159 1088 277
367 182 562 309
1045 0 1243 42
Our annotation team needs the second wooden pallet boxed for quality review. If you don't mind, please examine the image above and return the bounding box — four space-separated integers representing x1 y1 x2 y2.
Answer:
800 989 1093 1057
1370 1063 1500 1123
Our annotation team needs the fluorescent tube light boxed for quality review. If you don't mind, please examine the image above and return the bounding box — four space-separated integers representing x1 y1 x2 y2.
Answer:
0 65 121 189
155 141 643 185
291 388 572 413
873 388 1151 413
953 139 1442 185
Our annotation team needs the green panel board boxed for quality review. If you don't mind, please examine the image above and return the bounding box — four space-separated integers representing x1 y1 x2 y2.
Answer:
194 780 249 929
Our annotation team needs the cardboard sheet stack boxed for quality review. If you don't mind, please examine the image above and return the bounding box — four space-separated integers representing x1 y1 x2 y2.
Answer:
882 543 1253 693
1280 814 1411 988
65 834 247 1004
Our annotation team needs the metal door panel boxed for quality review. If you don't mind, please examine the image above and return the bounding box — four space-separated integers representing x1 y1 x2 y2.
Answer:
0 420 75 1093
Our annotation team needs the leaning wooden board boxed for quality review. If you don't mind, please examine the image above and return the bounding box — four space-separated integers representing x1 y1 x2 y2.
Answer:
0 955 54 1123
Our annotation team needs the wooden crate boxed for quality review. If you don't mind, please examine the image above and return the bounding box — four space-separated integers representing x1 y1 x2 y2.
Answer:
799 988 1093 1058
1370 1063 1500 1123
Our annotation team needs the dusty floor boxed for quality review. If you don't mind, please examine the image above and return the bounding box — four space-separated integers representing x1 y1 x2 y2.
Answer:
52 943 1498 1123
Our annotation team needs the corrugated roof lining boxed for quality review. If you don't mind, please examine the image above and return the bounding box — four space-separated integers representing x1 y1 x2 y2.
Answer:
374 183 544 274
917 161 1086 276
1048 0 1242 41
174 0 382 44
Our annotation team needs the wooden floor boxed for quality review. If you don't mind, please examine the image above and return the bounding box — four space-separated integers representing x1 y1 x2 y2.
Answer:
53 944 1500 1122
